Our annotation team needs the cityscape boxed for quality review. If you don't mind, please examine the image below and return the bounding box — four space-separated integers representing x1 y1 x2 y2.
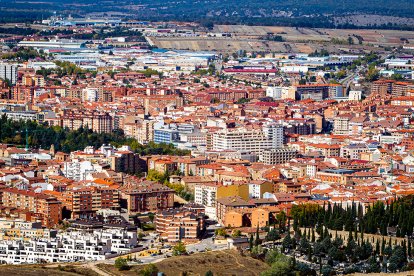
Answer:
0 2 413 276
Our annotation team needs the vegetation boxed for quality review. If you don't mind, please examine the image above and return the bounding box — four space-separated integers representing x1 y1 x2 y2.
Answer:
1 48 44 61
146 169 194 200
172 241 187 256
292 197 414 238
138 263 159 276
0 116 190 157
260 248 314 276
114 257 130 271
2 0 414 29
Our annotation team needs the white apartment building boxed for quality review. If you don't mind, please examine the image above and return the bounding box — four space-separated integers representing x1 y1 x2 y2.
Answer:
333 116 350 135
0 63 18 84
63 160 99 181
82 87 100 102
266 86 289 99
212 125 283 155
263 124 284 149
194 183 218 220
0 228 138 264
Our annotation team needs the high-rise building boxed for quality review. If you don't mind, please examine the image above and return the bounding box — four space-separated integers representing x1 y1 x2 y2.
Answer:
0 63 17 84
263 124 284 149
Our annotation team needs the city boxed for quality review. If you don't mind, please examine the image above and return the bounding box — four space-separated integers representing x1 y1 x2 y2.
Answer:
0 5 413 276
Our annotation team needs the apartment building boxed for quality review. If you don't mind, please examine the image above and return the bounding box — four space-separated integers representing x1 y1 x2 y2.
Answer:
370 80 394 96
333 115 351 135
216 196 254 226
0 63 17 84
62 110 113 133
194 182 219 220
260 147 298 165
1 188 62 228
0 228 138 264
248 180 274 199
340 143 370 160
156 207 206 242
133 119 155 144
120 182 175 214
213 126 283 155
60 185 120 219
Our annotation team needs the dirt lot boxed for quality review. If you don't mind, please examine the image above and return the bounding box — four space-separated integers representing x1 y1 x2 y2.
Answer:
0 264 98 276
98 249 269 276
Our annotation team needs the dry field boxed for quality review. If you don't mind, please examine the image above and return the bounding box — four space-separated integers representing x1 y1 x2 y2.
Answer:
98 249 269 276
150 25 414 54
0 264 98 276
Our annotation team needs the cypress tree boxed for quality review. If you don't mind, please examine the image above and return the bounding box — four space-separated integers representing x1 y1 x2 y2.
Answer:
311 229 315 242
255 225 260 246
375 239 380 255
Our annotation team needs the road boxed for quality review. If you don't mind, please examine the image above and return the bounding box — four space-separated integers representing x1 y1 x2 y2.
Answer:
340 72 357 91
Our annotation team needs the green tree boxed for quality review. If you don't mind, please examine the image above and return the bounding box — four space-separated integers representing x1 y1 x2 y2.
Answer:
205 270 214 276
321 265 334 276
172 241 187 256
232 229 242 237
139 263 159 276
266 229 280 241
114 257 130 271
215 228 226 237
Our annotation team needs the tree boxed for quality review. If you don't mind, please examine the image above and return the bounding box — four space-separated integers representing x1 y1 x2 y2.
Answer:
215 228 226 237
205 270 214 276
261 260 292 276
366 67 380 81
232 229 241 237
172 241 187 256
321 265 334 276
148 213 155 223
366 256 381 273
266 229 281 241
255 225 260 246
282 234 292 251
139 264 159 276
114 257 130 271
299 236 310 253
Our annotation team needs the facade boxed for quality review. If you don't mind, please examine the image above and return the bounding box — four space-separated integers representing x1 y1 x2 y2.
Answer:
120 183 175 214
260 147 298 165
334 116 351 135
1 188 62 228
156 207 206 242
61 186 120 219
154 127 180 144
0 63 17 84
0 228 137 264
213 128 274 154
194 183 218 220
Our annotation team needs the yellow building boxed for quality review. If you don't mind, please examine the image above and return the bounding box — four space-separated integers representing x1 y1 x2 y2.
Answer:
217 183 249 201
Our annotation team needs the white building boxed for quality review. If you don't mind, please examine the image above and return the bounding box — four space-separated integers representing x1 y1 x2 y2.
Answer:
63 160 99 181
0 228 138 264
348 90 362 101
266 86 289 100
82 87 100 102
212 125 283 155
18 39 86 49
0 63 17 84
194 183 218 220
